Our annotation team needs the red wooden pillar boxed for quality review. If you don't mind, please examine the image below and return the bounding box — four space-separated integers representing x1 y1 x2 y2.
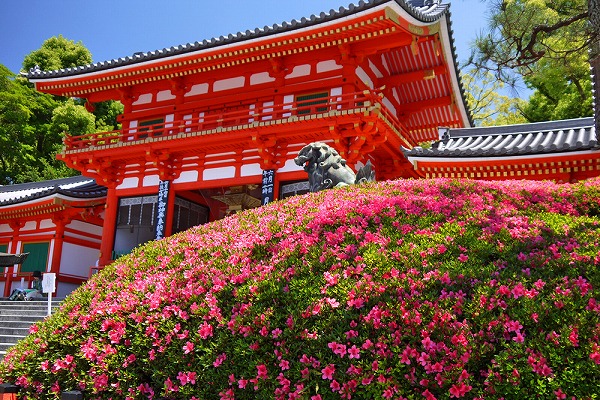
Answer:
50 214 67 276
99 187 119 266
4 221 24 297
273 172 281 203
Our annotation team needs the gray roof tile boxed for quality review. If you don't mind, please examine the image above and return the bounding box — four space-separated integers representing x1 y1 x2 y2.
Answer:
403 117 598 158
0 176 107 207
25 0 449 80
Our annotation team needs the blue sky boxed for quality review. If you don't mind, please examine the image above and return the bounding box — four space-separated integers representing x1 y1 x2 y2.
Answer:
0 0 488 75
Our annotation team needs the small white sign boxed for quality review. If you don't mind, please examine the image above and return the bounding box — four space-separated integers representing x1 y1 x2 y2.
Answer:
42 273 56 294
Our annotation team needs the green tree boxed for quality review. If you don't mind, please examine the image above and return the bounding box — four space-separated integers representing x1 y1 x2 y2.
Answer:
93 100 124 132
0 36 127 184
0 65 35 184
469 0 598 122
0 64 76 184
22 35 92 73
462 68 527 126
51 99 96 136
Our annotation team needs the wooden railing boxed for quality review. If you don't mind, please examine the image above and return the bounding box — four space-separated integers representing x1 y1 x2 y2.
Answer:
62 90 402 152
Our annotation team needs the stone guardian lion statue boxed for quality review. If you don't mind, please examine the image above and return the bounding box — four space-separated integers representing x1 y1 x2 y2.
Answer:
294 142 375 192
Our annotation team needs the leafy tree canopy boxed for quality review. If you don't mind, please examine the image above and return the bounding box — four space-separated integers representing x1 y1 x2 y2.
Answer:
462 68 527 126
22 35 92 73
468 0 597 122
0 36 125 184
51 99 96 136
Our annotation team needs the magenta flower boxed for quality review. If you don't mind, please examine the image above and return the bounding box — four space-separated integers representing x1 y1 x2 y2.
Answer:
348 345 360 359
321 364 335 380
183 341 194 354
256 364 268 380
449 381 472 398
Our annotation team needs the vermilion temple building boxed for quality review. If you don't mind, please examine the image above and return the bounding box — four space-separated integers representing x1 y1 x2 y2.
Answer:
0 0 598 297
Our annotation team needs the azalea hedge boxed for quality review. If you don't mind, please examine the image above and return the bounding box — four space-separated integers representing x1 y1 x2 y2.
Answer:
1 178 600 399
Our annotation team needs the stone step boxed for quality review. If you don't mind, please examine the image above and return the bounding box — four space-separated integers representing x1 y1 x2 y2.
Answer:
0 320 42 329
0 314 47 321
0 326 30 336
0 337 28 352
0 299 64 360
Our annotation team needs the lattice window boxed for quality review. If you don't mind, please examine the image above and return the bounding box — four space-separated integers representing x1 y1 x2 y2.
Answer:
296 92 329 115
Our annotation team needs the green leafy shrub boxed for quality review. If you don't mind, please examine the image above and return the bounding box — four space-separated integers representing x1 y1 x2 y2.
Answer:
1 178 599 399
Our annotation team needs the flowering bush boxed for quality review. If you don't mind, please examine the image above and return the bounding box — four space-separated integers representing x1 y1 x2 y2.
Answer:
1 178 600 399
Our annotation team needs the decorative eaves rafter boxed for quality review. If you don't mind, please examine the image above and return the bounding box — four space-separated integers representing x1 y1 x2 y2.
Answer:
33 12 399 98
398 95 453 114
377 65 447 87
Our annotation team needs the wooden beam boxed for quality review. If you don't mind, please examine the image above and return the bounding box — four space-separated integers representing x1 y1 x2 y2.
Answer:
378 65 447 87
398 95 453 113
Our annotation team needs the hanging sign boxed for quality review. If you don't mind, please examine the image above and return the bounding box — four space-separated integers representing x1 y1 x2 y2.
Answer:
261 169 276 205
155 180 170 240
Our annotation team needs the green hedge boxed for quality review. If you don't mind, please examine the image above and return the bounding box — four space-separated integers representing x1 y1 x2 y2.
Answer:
1 178 599 399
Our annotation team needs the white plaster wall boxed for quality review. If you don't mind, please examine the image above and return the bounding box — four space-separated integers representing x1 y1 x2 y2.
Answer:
68 220 103 237
214 76 245 92
203 166 236 180
165 114 175 129
331 87 343 109
174 170 199 184
57 282 80 298
262 101 274 121
157 90 176 101
47 240 56 271
143 175 160 187
133 93 152 105
23 221 37 231
0 223 12 233
241 163 263 177
317 60 342 73
60 242 100 277
39 219 55 230
278 158 305 173
250 72 275 85
282 95 294 117
286 64 311 79
185 83 209 96
118 177 140 189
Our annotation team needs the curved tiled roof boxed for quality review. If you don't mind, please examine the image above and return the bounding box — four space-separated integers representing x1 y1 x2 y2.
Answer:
0 176 107 207
403 118 598 158
25 0 449 80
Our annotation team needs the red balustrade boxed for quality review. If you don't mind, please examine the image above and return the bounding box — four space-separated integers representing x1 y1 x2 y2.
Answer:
62 90 402 152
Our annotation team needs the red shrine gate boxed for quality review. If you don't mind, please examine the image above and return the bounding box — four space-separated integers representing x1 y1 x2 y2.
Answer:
26 0 471 266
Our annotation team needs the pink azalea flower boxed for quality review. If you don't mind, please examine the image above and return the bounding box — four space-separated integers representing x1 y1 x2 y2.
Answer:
554 389 567 399
449 382 473 398
257 364 268 380
279 359 290 370
348 345 360 359
321 364 335 380
183 341 194 354
213 353 226 368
